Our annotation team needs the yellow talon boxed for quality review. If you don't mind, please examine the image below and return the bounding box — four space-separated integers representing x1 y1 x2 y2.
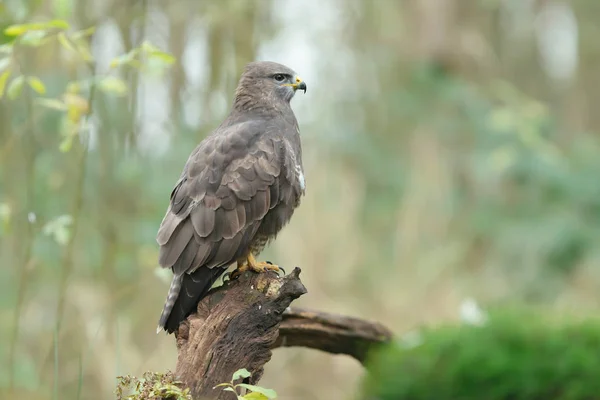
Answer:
230 254 280 280
247 253 280 273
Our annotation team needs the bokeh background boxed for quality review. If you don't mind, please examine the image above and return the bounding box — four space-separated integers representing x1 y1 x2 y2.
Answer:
2 0 600 399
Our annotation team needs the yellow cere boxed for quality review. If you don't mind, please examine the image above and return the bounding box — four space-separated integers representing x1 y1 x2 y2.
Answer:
283 76 303 89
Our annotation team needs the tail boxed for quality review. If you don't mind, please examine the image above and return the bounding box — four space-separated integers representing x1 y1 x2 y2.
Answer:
157 267 225 334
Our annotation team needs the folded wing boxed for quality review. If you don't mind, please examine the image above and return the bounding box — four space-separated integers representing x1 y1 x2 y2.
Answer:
156 122 290 333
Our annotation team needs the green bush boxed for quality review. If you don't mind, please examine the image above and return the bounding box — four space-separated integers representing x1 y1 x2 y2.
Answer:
361 312 600 400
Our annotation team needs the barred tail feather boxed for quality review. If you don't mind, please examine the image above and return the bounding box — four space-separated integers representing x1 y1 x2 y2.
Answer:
157 274 183 334
157 267 225 334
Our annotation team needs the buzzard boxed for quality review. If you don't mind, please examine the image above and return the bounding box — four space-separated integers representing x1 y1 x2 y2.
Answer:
156 61 307 334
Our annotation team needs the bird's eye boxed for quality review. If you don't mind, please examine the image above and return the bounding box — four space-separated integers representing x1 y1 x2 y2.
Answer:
273 74 286 82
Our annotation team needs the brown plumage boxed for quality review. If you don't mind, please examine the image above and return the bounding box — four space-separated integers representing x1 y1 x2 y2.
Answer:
156 61 307 334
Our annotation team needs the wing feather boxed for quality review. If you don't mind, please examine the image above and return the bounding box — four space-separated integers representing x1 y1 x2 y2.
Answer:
158 221 194 268
190 241 212 271
269 178 280 206
216 186 236 210
222 208 241 239
209 208 226 242
156 206 184 246
190 204 215 238
235 202 247 228
239 165 256 181
208 232 244 267
228 174 253 200
172 236 199 275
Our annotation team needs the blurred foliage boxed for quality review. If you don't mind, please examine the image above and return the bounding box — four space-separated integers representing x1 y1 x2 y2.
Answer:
2 0 600 399
361 311 600 400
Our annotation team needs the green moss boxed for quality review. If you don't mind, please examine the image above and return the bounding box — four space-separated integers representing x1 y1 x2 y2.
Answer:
362 312 600 400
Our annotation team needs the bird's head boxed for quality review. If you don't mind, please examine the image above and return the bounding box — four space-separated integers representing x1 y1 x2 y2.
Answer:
235 61 307 107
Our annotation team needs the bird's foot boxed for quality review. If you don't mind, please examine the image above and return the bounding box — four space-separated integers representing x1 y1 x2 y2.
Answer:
230 254 284 280
248 253 281 274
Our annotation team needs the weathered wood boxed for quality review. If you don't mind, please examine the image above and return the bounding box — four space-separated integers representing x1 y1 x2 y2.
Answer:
174 267 307 400
173 267 394 399
274 308 393 364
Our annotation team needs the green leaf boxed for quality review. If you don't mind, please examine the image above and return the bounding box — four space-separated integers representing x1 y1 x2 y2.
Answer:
74 38 93 62
222 387 236 392
27 76 46 94
235 384 277 399
4 23 46 36
36 98 68 111
66 81 81 94
241 393 269 400
19 30 48 46
4 20 69 37
59 135 73 153
140 40 159 53
110 50 138 68
0 57 10 73
45 19 70 30
71 26 96 40
213 383 233 389
147 50 175 65
141 40 175 65
57 32 76 53
4 24 36 36
97 76 128 96
232 368 252 381
42 214 73 246
0 44 13 54
0 70 10 97
0 202 12 232
58 33 94 62
7 75 25 100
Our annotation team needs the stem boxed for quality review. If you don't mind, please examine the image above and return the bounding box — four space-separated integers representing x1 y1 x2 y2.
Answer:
55 58 98 332
8 49 39 391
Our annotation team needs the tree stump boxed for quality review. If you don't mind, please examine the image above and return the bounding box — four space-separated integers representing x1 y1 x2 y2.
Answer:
172 267 392 399
174 267 307 399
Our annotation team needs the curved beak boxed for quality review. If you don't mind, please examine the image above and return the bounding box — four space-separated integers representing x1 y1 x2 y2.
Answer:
292 76 307 93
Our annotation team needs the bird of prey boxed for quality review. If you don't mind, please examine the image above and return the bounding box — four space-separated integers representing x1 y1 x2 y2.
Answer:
156 61 307 334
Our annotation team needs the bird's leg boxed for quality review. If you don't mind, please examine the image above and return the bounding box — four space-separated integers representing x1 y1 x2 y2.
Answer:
229 259 249 280
246 253 280 273
230 254 281 280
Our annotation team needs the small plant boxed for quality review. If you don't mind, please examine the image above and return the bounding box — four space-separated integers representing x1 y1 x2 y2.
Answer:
115 371 191 400
214 368 277 400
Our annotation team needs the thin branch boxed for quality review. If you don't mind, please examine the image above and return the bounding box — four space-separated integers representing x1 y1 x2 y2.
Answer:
274 308 393 364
